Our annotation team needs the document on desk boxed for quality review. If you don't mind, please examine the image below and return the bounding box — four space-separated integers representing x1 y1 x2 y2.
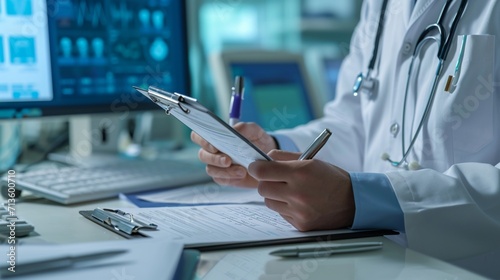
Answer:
125 204 394 250
0 239 184 280
136 182 264 204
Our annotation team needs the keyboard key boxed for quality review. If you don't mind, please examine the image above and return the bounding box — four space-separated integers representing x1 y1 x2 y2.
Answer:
0 206 35 237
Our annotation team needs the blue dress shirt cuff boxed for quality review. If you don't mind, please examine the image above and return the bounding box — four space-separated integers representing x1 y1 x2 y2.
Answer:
269 133 300 152
350 172 405 232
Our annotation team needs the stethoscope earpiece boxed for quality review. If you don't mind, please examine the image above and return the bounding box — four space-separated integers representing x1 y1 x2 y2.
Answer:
381 153 390 161
381 153 399 167
408 161 421 171
382 153 421 170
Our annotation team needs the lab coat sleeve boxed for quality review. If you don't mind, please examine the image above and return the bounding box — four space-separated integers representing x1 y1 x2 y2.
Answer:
386 162 500 261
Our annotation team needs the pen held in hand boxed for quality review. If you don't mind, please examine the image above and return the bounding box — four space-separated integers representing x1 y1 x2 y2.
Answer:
298 128 332 160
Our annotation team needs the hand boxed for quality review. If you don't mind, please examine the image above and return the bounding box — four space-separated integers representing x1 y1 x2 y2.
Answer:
190 122 277 188
248 150 355 231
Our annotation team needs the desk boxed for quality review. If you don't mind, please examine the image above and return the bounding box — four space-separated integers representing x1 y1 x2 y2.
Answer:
14 197 488 280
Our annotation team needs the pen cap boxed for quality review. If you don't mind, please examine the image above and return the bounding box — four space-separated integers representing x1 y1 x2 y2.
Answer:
298 128 332 160
234 76 244 96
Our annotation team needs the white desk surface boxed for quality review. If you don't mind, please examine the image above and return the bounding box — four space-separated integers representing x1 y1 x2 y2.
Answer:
13 197 488 280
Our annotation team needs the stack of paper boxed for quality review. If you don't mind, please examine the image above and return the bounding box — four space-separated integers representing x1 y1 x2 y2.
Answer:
0 240 184 280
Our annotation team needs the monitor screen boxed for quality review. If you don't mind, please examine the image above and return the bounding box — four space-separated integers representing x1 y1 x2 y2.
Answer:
0 0 189 119
229 61 316 131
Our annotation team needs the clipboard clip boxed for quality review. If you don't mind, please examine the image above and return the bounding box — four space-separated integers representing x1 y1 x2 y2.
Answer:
91 208 158 236
148 87 190 114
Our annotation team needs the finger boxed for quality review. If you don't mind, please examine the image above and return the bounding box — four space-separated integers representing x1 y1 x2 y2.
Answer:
279 214 295 227
233 122 258 137
258 181 289 202
190 131 219 153
267 149 301 161
248 160 295 182
207 166 259 188
206 164 246 179
212 175 258 188
198 149 231 167
263 198 292 216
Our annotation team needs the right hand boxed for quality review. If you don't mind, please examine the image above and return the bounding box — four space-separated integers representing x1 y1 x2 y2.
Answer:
190 122 277 188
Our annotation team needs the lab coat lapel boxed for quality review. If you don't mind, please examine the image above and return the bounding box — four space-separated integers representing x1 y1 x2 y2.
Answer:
409 0 437 26
403 0 443 43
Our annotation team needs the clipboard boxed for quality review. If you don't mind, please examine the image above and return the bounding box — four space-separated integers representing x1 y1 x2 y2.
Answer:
79 208 158 239
134 86 272 169
81 205 397 251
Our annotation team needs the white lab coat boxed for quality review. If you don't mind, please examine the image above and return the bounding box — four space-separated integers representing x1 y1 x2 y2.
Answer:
276 0 500 276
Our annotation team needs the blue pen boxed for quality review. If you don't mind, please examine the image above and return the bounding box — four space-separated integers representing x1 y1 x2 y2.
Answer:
229 76 244 126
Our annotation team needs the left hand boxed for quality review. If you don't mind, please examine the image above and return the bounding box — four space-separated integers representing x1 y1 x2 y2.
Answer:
248 150 355 231
190 122 276 188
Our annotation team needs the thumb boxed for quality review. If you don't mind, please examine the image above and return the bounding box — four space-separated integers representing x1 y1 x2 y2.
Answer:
268 149 301 161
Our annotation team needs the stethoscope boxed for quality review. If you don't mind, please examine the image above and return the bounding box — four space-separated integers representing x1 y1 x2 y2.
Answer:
353 0 468 170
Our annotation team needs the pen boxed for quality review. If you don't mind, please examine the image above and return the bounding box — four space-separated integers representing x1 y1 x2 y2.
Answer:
229 76 244 126
0 249 127 277
452 35 467 87
269 241 383 258
445 35 467 93
298 128 332 160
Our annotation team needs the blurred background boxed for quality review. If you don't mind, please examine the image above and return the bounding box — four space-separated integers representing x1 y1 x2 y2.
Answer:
188 0 361 111
0 0 362 171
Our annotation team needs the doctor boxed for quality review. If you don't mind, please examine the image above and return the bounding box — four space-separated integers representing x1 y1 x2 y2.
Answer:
192 0 500 277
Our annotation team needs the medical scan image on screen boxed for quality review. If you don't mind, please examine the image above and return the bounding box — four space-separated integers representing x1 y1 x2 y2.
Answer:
0 0 189 118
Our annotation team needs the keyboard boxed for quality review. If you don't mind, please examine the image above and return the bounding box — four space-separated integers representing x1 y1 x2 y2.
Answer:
0 204 35 237
1 159 211 204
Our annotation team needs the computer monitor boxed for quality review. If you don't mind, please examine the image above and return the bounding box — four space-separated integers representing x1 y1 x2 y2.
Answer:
0 0 189 158
210 50 322 131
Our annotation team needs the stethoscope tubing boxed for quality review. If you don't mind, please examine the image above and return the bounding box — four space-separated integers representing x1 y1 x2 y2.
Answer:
397 59 444 167
360 0 469 169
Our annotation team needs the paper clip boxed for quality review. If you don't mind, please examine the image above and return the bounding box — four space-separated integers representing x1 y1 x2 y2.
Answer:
91 208 158 236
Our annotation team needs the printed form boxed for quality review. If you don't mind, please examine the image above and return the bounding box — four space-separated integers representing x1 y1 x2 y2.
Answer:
125 204 363 248
136 182 264 204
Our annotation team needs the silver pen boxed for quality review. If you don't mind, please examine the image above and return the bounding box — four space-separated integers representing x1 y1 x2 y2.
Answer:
269 241 383 258
298 128 332 160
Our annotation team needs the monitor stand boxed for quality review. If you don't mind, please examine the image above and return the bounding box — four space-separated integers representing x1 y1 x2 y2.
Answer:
49 112 185 167
67 113 124 166
0 122 21 172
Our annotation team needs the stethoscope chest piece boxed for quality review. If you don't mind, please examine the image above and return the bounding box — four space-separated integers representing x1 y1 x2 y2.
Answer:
353 73 377 98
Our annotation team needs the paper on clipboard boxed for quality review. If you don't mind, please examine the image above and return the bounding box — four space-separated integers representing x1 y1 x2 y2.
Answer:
134 86 271 168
